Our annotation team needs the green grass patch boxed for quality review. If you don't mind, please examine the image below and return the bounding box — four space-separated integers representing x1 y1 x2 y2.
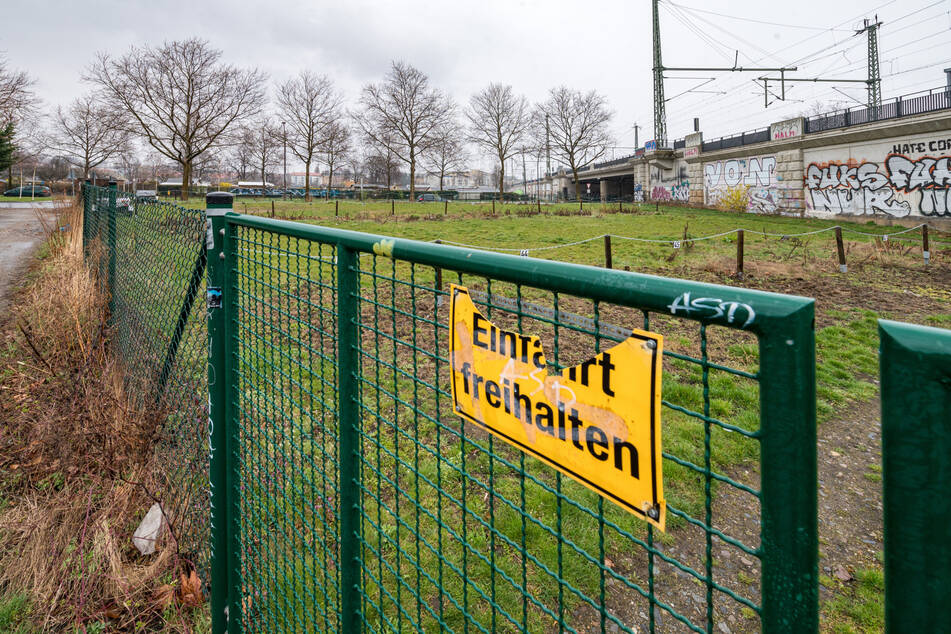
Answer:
0 593 32 633
822 567 885 633
0 196 52 202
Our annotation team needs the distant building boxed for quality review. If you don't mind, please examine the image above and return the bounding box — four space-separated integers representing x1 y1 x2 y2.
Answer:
424 169 494 190
286 172 322 187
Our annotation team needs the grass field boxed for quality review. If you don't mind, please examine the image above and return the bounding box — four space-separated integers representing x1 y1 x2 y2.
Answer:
0 196 53 202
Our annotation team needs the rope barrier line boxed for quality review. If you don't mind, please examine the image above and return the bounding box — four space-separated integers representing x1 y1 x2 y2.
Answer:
434 223 945 254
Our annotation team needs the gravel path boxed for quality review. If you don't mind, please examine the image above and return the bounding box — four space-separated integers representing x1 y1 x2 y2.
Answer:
0 206 51 315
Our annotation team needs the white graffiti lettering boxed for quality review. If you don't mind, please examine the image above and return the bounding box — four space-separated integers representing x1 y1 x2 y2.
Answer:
667 292 756 328
705 157 776 189
885 155 951 191
805 161 912 217
807 154 951 217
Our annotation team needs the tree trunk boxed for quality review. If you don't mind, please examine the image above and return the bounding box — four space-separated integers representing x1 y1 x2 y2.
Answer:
439 170 445 192
572 165 582 203
409 150 416 201
328 160 334 200
181 160 192 201
305 159 312 202
499 163 505 201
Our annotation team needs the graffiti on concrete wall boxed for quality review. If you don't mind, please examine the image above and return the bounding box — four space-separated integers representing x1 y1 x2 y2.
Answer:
703 155 786 213
804 155 951 217
650 162 689 202
804 160 910 217
804 134 951 218
886 154 951 215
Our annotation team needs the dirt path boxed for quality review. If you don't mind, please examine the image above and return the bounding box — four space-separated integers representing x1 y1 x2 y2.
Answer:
0 206 52 315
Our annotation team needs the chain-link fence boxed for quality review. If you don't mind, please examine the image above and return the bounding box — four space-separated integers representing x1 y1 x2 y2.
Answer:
82 183 211 575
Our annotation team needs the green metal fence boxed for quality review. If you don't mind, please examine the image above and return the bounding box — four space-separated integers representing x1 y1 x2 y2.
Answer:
84 185 818 633
880 320 951 633
82 182 212 574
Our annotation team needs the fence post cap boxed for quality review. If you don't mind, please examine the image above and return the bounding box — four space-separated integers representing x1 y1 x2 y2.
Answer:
206 191 234 209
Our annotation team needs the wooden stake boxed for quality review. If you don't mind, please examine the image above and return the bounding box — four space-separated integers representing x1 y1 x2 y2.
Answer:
444 199 448 215
736 229 744 279
335 199 339 216
604 235 613 269
923 224 930 264
271 199 275 218
834 226 847 272
492 199 495 214
537 199 541 213
391 199 395 215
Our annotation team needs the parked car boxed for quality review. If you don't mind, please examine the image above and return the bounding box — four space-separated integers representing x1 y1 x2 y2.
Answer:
135 189 158 201
417 193 444 202
4 185 51 197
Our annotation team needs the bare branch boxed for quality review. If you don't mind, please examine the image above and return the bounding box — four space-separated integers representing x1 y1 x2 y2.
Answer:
84 38 265 199
423 119 467 192
534 87 614 201
48 93 130 178
275 71 342 200
353 61 453 199
467 83 529 198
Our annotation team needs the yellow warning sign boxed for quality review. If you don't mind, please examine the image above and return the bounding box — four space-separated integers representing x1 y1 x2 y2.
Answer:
449 285 666 529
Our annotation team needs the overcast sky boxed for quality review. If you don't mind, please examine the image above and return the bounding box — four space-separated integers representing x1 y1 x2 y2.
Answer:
4 0 950 173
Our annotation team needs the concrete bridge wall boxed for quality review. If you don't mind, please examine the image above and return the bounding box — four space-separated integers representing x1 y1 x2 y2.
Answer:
566 108 951 220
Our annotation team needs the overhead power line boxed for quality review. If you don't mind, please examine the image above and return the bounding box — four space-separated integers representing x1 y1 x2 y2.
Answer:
667 1 854 32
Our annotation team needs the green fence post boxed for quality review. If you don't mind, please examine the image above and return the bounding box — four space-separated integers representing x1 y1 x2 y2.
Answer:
207 191 235 634
758 303 818 632
880 320 951 633
107 181 118 322
337 243 363 632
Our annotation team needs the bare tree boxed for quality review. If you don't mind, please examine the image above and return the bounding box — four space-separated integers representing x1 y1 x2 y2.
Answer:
0 56 37 185
467 84 529 200
0 55 35 127
423 119 467 191
85 38 264 199
237 121 281 188
354 61 452 200
276 71 341 201
117 147 145 189
48 93 128 179
227 135 254 182
363 143 401 189
535 87 613 201
799 99 849 117
322 120 352 193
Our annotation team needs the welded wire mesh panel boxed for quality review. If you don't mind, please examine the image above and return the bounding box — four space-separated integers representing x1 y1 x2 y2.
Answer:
352 256 764 633
231 226 342 631
82 185 211 575
220 209 805 633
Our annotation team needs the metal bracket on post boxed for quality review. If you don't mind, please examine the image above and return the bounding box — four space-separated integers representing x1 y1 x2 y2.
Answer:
206 191 236 634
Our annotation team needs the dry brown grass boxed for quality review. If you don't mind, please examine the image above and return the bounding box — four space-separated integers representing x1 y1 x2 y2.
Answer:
0 202 207 632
